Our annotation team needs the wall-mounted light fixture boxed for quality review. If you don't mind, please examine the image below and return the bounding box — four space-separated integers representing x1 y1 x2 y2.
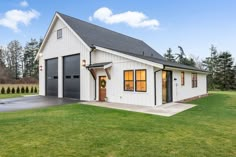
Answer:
82 59 86 66
39 53 43 57
39 65 43 71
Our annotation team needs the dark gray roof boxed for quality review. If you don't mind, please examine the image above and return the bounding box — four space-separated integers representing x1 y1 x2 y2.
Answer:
87 62 112 69
58 12 207 73
58 12 164 60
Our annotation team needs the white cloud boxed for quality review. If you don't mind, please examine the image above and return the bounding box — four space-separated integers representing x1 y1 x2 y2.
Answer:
20 0 29 7
0 9 40 32
90 7 160 30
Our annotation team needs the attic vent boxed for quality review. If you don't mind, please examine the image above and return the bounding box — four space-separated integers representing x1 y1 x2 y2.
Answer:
142 51 145 56
151 53 153 57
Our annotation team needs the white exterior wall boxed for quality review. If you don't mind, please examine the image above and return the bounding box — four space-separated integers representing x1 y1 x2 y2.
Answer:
172 70 207 101
39 58 45 96
91 50 156 106
38 17 94 100
155 70 163 106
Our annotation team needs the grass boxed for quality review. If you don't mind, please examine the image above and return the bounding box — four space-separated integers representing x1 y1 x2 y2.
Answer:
0 93 37 99
0 91 235 157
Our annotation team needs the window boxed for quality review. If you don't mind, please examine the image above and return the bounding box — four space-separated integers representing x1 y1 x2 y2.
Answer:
124 70 134 91
57 29 62 39
135 69 146 92
181 71 185 86
192 73 197 88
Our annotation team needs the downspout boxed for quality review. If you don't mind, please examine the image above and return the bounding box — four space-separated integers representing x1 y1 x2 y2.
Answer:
154 65 165 106
90 45 96 64
89 45 96 100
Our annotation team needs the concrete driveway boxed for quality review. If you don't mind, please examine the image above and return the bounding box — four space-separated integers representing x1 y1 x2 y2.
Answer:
0 96 79 112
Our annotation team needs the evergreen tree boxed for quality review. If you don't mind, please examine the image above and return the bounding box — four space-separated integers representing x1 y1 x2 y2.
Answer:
23 39 39 78
16 87 20 94
176 46 186 63
21 87 25 93
25 86 29 93
1 87 5 94
233 65 236 89
176 46 196 66
164 48 175 62
202 45 218 90
6 87 10 94
215 52 235 90
11 87 15 94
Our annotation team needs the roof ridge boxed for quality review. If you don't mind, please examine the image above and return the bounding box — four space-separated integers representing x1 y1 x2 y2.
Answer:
57 12 144 43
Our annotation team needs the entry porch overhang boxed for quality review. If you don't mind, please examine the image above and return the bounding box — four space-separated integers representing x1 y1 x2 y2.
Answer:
86 62 112 80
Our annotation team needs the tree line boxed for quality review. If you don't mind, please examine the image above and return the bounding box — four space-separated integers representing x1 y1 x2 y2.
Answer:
0 39 42 83
163 45 236 90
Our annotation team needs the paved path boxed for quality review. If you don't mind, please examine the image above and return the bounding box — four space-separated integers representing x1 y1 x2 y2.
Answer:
0 96 79 112
81 101 196 117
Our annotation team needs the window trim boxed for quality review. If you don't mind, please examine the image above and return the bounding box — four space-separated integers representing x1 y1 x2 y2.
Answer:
124 70 134 91
192 73 198 88
57 29 62 39
135 69 147 92
181 71 185 86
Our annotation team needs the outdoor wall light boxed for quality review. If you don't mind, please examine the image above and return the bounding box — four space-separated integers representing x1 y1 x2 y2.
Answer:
39 53 43 57
82 59 86 66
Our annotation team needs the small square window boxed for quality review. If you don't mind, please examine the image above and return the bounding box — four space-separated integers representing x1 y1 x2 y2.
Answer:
57 29 62 39
181 71 185 86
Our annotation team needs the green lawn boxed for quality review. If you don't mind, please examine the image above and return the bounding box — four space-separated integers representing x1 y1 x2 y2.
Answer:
0 94 37 99
0 91 235 157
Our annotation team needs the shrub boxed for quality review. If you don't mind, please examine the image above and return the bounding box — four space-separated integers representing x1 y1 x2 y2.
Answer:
30 86 34 93
34 87 38 93
26 86 29 93
1 87 5 94
11 87 15 94
16 87 20 94
21 87 25 93
6 87 11 94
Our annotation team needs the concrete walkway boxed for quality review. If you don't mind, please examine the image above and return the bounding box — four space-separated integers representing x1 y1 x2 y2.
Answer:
81 101 196 117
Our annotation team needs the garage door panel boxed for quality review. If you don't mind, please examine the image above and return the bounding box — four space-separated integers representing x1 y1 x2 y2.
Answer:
63 54 80 99
46 58 58 96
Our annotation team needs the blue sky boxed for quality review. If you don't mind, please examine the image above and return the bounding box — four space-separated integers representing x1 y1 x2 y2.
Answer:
0 0 235 59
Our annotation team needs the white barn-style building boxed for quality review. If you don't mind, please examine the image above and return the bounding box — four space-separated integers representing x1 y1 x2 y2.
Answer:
35 12 208 106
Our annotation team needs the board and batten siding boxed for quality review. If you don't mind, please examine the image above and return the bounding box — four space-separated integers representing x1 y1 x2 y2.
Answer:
172 70 207 102
39 17 94 101
91 50 158 106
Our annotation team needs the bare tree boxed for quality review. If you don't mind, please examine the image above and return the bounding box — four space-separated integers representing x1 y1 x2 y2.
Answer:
6 40 23 79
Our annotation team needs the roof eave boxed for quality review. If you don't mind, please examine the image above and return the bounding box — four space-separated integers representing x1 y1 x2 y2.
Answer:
164 66 209 74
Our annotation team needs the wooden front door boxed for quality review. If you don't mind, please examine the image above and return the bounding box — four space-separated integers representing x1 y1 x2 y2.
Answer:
99 76 107 101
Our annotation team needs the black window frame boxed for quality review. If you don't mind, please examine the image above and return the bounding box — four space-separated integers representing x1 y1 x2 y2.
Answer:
57 29 62 39
124 70 134 91
135 69 147 92
181 71 185 86
192 73 198 88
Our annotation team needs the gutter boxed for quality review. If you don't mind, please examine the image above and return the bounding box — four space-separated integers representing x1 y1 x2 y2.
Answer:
154 65 164 106
89 45 96 64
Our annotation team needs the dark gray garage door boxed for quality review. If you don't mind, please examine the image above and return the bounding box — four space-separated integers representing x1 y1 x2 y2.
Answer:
63 54 80 99
46 58 58 96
